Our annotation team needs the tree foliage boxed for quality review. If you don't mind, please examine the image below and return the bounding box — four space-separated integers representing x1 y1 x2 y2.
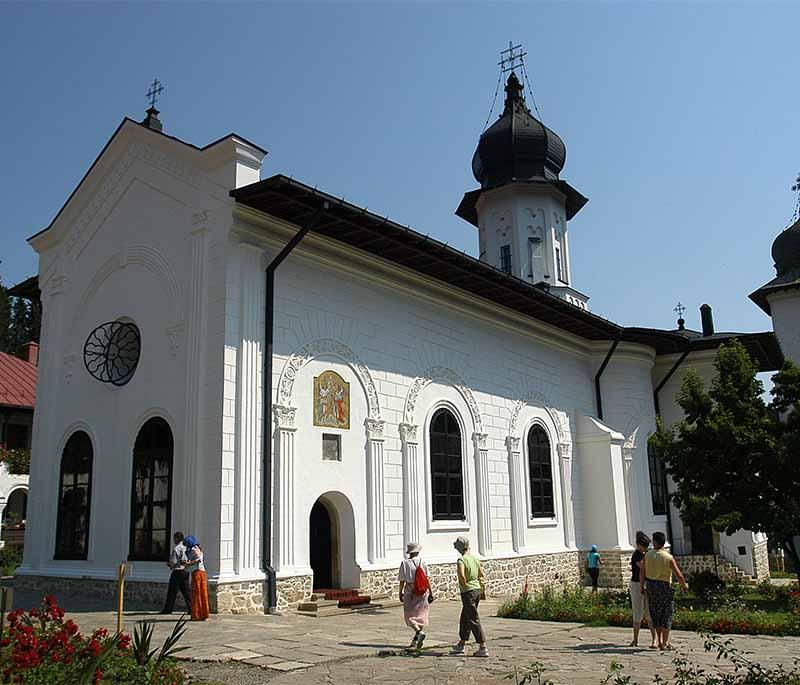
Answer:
0 275 40 356
651 340 800 576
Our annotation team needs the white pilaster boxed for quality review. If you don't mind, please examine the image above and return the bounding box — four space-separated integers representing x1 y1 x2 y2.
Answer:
365 418 386 564
506 436 526 553
473 432 492 556
399 423 421 546
234 243 263 576
182 217 208 536
273 405 296 572
621 440 636 547
557 442 576 548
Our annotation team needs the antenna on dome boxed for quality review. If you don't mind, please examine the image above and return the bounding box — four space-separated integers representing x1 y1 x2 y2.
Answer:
499 41 526 73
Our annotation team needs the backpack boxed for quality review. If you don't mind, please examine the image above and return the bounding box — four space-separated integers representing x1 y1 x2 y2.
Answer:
412 559 430 596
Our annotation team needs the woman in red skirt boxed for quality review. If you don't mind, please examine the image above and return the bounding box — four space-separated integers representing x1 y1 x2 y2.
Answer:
184 535 209 621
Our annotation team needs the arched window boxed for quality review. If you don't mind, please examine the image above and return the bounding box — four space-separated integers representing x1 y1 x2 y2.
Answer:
129 417 173 561
430 408 464 521
527 425 555 518
54 431 93 559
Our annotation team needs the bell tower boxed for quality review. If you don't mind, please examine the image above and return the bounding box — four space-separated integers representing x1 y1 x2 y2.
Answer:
456 54 590 309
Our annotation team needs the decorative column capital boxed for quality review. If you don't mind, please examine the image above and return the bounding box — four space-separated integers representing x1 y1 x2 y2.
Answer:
273 405 296 430
473 432 489 450
557 442 572 460
399 423 418 444
505 436 521 452
365 418 385 441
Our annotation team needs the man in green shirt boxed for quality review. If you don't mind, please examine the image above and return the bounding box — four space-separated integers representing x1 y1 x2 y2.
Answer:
451 536 488 657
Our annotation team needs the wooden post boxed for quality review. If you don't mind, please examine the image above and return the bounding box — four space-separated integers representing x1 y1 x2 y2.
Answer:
116 563 126 634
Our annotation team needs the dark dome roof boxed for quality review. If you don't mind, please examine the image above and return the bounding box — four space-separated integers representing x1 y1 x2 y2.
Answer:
472 72 566 188
772 218 800 277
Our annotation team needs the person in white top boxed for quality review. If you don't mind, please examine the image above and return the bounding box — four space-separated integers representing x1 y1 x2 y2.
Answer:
160 531 190 614
397 542 434 650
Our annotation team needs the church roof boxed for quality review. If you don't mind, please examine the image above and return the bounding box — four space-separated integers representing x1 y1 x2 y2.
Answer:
0 351 37 411
232 175 783 371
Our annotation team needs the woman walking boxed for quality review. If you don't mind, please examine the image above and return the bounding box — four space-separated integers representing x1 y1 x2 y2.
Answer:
587 544 601 593
451 537 488 658
397 542 432 650
184 535 210 621
629 531 656 648
640 531 687 650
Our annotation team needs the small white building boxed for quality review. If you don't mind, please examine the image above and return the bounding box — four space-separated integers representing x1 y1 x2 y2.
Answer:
16 74 790 611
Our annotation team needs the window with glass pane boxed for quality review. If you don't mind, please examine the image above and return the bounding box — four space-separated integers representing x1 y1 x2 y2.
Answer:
527 425 555 517
129 417 173 561
500 245 512 274
430 409 464 520
54 431 93 559
647 442 667 515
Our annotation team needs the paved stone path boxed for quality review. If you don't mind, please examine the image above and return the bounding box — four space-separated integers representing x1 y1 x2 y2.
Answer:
12 590 800 683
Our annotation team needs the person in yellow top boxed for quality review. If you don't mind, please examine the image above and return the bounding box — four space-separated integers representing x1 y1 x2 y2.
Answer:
451 537 488 657
640 531 687 651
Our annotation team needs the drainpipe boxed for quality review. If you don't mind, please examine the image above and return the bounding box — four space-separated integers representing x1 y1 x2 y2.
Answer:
262 202 328 612
594 335 621 421
653 348 690 554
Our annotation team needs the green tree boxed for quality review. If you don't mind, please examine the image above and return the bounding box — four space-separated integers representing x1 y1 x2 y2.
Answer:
0 277 11 354
651 340 800 580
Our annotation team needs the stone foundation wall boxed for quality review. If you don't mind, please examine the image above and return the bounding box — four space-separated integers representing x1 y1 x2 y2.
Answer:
13 574 188 611
212 580 265 615
593 550 630 589
275 575 312 611
359 550 585 603
752 541 770 581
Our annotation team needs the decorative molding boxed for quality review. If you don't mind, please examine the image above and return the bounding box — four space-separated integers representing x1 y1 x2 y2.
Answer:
191 210 211 229
506 436 521 452
403 366 483 432
557 442 572 460
277 339 380 419
63 354 76 384
273 405 297 430
509 397 568 444
621 427 639 462
365 418 385 441
399 423 418 444
473 432 489 450
44 274 67 297
165 323 185 357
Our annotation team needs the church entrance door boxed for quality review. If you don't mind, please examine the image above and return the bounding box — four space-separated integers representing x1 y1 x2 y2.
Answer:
310 499 335 590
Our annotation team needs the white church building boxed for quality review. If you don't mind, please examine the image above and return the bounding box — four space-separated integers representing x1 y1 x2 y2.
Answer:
16 72 794 612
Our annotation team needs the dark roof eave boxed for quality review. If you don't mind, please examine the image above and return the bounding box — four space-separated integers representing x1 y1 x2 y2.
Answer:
455 179 588 227
232 175 618 342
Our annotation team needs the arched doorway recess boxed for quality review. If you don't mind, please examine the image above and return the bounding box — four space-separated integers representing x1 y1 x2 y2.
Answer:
309 492 358 590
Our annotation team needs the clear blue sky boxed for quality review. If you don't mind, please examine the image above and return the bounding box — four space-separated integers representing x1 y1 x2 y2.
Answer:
1 1 797 334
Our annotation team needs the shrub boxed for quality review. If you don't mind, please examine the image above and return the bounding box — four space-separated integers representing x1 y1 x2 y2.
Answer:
0 546 22 576
688 570 726 606
0 448 30 475
0 595 188 684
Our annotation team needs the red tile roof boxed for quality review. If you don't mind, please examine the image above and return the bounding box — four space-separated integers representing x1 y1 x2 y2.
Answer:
0 351 37 410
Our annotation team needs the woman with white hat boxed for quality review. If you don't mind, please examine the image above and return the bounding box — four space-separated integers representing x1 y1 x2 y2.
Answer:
398 541 433 650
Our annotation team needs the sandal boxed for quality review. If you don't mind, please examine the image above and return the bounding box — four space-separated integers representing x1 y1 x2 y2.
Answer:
628 641 637 647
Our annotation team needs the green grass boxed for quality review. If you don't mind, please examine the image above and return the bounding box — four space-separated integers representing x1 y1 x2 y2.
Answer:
497 585 800 637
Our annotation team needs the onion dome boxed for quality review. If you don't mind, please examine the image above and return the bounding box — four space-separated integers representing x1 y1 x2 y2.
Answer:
750 217 800 314
771 218 800 278
472 72 566 188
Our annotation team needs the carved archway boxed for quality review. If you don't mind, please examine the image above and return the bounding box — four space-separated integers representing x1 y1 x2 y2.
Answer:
403 366 483 433
277 339 381 420
509 396 567 444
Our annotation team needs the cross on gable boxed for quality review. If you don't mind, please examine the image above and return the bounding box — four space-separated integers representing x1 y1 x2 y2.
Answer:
146 78 164 109
674 301 686 319
498 41 527 74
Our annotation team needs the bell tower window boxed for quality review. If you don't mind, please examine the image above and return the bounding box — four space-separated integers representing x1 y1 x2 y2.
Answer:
500 245 512 274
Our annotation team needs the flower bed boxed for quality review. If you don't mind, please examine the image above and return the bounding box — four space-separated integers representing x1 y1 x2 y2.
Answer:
497 584 800 637
0 595 188 684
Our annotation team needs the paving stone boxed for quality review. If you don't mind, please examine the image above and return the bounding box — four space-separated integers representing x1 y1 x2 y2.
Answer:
223 640 268 651
214 649 264 661
264 660 313 671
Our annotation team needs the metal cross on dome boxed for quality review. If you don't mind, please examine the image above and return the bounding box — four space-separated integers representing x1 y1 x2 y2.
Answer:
674 302 686 318
791 172 800 222
498 41 527 74
146 78 164 109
